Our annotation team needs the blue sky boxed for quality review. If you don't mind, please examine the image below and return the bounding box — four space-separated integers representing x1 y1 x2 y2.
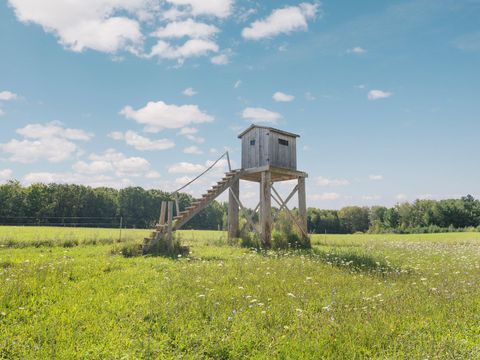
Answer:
1 0 479 209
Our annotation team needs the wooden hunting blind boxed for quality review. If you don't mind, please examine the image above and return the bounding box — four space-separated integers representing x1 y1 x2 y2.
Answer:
144 124 308 253
238 125 298 171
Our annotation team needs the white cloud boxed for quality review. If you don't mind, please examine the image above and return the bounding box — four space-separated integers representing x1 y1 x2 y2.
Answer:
0 109 4 117
347 46 366 54
183 145 203 155
369 174 384 181
168 161 205 173
396 194 407 201
0 169 13 183
81 149 153 177
242 3 319 40
72 160 114 174
148 39 219 61
120 100 214 133
145 170 161 179
174 175 193 186
273 91 294 102
109 130 175 151
177 126 204 143
23 172 133 188
178 127 198 135
311 192 341 201
234 80 242 88
152 19 219 39
115 156 150 175
8 0 231 63
210 53 229 65
362 195 381 201
0 91 19 101
1 138 78 163
305 92 316 101
0 122 92 163
316 176 350 187
182 87 197 96
8 0 145 54
166 0 233 18
367 90 392 100
185 134 204 143
242 107 282 124
16 122 93 140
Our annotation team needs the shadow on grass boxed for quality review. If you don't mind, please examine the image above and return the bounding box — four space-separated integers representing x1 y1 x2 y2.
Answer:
310 248 411 276
256 247 410 277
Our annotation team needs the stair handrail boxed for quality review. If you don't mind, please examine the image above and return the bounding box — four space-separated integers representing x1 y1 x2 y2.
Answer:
171 151 231 196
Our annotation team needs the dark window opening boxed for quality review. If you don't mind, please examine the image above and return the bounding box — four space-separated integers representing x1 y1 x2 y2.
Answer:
250 140 256 145
278 139 289 146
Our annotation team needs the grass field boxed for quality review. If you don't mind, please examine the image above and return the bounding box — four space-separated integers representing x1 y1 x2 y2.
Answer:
0 226 479 358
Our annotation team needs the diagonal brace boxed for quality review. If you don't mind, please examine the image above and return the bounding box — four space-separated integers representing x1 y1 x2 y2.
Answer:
271 186 308 238
229 188 257 234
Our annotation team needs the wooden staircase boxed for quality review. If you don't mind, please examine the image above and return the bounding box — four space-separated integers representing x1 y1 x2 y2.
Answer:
142 169 243 253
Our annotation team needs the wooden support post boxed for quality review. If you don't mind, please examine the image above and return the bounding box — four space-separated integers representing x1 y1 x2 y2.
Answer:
260 171 272 248
167 201 173 250
228 178 240 239
298 176 307 237
174 193 180 217
159 201 167 225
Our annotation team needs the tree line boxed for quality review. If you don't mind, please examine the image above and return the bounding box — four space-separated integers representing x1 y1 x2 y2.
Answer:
307 196 480 234
1 181 479 233
0 181 224 230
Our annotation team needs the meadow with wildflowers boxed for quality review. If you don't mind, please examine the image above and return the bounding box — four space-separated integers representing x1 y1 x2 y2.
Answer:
0 228 479 358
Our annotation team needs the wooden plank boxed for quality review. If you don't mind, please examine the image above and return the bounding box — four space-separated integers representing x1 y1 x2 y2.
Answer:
175 193 180 216
260 171 272 248
278 184 299 212
167 201 174 250
228 178 240 239
298 177 307 236
159 201 167 225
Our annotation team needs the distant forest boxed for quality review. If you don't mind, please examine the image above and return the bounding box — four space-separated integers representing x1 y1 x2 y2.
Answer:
1 181 480 234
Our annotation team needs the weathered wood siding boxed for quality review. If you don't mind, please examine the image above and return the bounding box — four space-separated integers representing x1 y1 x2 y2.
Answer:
241 127 297 170
241 127 270 169
269 131 297 170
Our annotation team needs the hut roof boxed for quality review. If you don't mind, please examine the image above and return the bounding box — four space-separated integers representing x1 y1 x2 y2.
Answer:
237 124 300 139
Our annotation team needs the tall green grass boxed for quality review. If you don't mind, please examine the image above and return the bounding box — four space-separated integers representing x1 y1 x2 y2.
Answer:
0 227 479 358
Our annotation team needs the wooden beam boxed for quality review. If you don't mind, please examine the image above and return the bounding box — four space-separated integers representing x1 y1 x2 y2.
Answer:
159 201 166 225
228 178 240 239
298 177 307 237
271 186 308 239
167 201 173 250
272 184 298 221
174 193 180 217
229 187 257 234
260 171 272 248
278 184 299 212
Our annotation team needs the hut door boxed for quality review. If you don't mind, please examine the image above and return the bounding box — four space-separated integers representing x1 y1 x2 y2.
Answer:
246 130 259 168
